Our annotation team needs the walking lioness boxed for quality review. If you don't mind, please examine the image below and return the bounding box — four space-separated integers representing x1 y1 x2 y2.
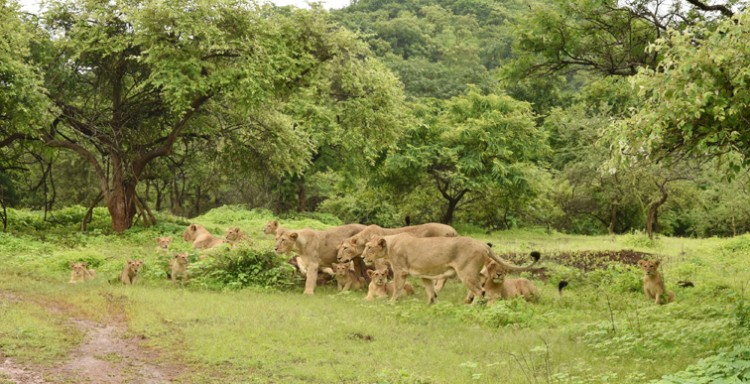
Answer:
362 234 540 304
274 224 366 295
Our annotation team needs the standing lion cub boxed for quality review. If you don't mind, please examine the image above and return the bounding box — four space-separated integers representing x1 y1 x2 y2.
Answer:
638 259 675 304
170 253 189 284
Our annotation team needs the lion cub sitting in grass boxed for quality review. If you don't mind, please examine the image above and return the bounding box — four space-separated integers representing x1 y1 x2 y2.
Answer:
69 262 96 283
483 261 539 304
120 260 144 285
365 269 414 300
638 259 675 304
170 253 189 284
332 262 365 291
155 236 173 254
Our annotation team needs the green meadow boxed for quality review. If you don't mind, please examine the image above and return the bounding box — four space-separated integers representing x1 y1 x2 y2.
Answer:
1 206 749 383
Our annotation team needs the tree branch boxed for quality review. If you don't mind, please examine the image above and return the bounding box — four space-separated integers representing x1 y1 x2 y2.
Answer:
45 139 109 195
132 93 213 176
685 0 734 17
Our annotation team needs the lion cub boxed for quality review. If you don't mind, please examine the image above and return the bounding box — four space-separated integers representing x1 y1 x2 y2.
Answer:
365 269 414 300
69 262 96 283
155 236 173 254
170 253 189 284
225 227 250 249
332 262 365 291
120 260 144 285
638 259 675 304
483 261 539 303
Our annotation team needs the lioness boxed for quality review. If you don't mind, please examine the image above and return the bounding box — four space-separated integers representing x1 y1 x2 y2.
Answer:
69 262 96 283
332 262 365 291
337 223 457 288
362 234 540 304
182 223 225 250
225 227 250 248
337 223 458 263
638 259 675 304
170 253 189 284
155 236 173 254
365 269 414 300
120 260 144 285
483 261 539 303
274 224 366 295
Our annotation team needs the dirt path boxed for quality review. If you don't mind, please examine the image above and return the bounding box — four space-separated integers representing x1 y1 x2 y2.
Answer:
1 291 180 383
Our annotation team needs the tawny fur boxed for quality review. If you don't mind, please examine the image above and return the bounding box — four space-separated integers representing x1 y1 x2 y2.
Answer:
182 224 225 250
69 262 96 283
155 236 173 254
274 224 366 295
482 261 539 303
337 223 457 290
225 227 250 249
365 269 414 300
362 234 540 305
638 260 675 304
263 220 288 236
170 253 189 284
120 260 143 285
332 262 365 291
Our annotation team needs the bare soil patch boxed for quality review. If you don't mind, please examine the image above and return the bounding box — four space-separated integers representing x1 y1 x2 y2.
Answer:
1 290 182 384
500 249 652 278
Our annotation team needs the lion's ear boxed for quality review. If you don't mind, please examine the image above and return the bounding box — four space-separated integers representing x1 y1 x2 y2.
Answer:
653 260 660 267
289 232 299 240
367 269 375 277
190 224 197 230
638 260 646 267
378 238 386 247
332 263 340 268
271 220 278 226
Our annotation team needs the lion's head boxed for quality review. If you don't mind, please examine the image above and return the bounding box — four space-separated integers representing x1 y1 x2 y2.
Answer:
362 236 387 264
638 259 660 276
274 232 298 254
156 236 173 249
367 269 389 286
263 220 279 235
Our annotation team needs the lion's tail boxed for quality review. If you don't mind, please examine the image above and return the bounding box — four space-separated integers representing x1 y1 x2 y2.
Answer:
486 249 540 272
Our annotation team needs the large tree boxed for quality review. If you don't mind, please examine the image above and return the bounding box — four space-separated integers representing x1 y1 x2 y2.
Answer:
11 0 404 232
381 88 548 224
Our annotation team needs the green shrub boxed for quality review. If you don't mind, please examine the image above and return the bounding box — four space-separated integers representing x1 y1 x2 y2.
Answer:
189 243 296 290
587 264 642 293
620 231 661 249
651 346 750 383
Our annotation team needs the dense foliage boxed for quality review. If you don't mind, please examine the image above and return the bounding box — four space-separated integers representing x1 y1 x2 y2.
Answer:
1 0 749 237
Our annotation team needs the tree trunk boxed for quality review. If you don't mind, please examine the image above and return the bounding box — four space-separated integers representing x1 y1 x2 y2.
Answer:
81 192 104 232
646 183 668 240
608 204 618 235
441 198 459 224
107 180 138 233
297 177 307 212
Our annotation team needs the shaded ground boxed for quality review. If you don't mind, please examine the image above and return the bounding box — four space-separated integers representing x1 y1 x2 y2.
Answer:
0 291 181 384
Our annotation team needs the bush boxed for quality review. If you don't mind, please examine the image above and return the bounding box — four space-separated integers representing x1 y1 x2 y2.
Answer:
189 243 296 290
651 346 750 383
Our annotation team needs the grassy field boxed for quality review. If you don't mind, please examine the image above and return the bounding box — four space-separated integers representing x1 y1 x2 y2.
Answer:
1 206 749 383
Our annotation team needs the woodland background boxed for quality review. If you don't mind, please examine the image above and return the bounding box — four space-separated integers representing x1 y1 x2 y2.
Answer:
2 0 750 237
